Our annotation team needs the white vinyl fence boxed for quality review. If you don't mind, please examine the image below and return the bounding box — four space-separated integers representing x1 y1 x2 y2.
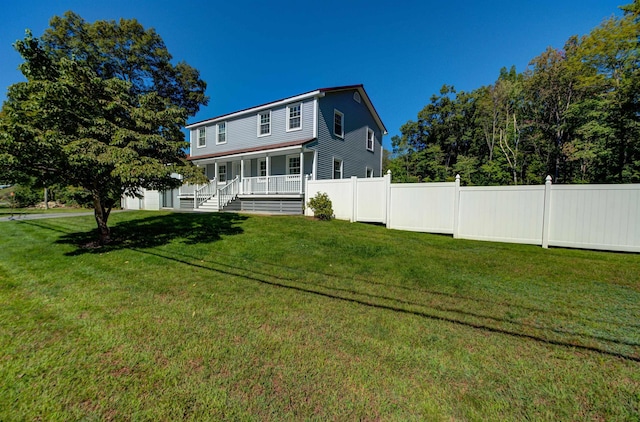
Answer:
304 173 640 253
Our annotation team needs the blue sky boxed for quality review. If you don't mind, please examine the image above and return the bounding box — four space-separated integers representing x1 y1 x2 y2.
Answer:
0 0 623 150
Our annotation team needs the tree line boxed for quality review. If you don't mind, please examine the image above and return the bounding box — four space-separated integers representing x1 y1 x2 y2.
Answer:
385 1 640 185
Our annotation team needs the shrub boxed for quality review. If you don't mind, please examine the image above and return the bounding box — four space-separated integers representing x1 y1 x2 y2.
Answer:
54 185 93 208
307 192 334 221
13 184 41 207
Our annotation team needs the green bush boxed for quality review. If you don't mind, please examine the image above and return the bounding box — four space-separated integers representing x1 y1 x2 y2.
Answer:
307 192 334 221
13 184 42 207
54 185 93 208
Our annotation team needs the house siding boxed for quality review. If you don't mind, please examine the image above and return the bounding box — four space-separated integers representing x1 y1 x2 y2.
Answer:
190 99 315 158
316 90 383 180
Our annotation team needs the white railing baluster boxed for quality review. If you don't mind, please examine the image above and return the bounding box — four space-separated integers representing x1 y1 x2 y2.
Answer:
192 179 217 209
217 176 239 210
240 175 301 195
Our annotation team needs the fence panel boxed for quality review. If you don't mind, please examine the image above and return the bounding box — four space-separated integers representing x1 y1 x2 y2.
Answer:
549 184 640 252
306 179 354 220
122 195 142 210
356 178 387 223
388 183 456 233
457 186 545 245
301 176 640 253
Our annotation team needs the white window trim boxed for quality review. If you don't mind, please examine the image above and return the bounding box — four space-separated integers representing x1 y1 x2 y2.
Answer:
257 158 267 177
197 127 206 148
366 167 374 178
257 110 271 137
218 164 227 183
216 122 227 145
286 103 303 132
286 154 301 175
366 127 375 152
334 109 344 139
333 158 343 179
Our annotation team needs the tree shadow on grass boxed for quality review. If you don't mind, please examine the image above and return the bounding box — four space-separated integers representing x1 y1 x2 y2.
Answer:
133 248 640 363
54 212 248 255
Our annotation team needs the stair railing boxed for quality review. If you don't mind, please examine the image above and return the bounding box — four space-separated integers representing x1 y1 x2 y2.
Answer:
218 176 239 210
194 179 217 209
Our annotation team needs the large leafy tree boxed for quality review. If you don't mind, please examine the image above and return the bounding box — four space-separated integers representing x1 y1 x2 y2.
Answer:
0 12 208 243
569 5 640 182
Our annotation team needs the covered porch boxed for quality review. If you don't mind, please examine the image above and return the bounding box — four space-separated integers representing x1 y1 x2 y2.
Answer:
179 143 317 207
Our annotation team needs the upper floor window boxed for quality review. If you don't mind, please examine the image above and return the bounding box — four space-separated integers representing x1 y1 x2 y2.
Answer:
287 103 302 132
366 128 375 151
333 159 343 179
287 155 301 174
334 110 344 139
217 122 226 144
258 111 271 137
197 127 206 148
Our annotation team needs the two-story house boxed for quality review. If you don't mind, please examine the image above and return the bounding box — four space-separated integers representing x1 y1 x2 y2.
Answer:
124 84 386 214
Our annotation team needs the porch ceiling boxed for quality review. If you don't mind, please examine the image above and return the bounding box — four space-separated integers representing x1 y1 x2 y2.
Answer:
189 138 315 164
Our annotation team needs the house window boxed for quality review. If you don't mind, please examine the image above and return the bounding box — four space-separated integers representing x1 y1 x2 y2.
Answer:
218 164 227 182
366 167 374 178
287 103 302 131
334 110 344 138
366 128 375 151
333 159 343 179
197 127 206 147
287 155 301 174
258 111 271 136
258 158 266 177
217 122 226 144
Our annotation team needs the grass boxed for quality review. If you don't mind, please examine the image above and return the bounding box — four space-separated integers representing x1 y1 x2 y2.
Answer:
0 211 639 420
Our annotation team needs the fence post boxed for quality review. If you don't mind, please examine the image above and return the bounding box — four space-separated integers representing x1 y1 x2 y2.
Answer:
542 175 552 248
304 175 309 216
385 170 392 228
453 174 460 238
351 176 357 223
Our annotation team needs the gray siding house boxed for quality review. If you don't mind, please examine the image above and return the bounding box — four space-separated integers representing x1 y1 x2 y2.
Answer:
129 85 386 213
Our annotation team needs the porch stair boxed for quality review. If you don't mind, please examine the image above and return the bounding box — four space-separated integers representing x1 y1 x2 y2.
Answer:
197 196 219 212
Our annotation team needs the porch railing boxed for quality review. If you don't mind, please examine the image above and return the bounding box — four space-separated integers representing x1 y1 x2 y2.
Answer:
194 180 217 208
178 180 215 197
218 177 239 210
242 174 302 195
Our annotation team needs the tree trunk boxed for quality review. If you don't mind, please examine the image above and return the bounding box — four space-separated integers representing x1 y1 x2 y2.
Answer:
93 195 112 244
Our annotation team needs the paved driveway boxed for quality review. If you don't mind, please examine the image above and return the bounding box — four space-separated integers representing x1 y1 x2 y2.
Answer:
0 211 133 222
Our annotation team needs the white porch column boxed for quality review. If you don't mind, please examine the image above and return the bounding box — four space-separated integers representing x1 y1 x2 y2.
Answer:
214 161 219 183
266 154 270 195
313 150 318 180
240 158 245 195
299 151 305 194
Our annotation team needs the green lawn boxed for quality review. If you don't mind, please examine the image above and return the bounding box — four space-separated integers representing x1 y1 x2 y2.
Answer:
1 211 639 420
